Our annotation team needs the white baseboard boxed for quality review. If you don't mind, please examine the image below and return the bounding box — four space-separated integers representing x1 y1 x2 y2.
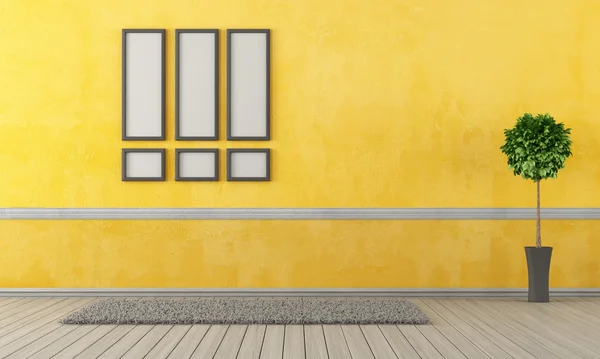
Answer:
0 288 598 297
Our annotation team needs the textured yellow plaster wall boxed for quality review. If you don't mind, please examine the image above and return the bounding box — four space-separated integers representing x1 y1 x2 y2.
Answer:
0 0 599 287
0 221 599 288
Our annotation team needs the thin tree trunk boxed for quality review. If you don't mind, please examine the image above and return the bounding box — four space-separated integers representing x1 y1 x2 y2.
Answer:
536 180 541 248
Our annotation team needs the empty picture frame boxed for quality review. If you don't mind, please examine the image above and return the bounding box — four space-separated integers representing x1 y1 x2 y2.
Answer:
227 29 271 140
227 148 271 181
122 29 166 140
175 149 219 181
176 29 219 140
122 149 166 181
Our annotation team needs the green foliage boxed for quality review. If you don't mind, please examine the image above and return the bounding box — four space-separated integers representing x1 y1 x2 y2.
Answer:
500 113 572 182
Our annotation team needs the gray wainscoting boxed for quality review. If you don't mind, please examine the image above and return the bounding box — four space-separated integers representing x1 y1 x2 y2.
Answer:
0 288 598 297
1 207 600 220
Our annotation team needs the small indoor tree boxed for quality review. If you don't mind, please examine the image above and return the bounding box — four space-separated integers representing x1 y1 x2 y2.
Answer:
500 113 572 302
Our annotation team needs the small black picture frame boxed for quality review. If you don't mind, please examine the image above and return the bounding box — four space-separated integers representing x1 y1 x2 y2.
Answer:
175 148 219 181
122 148 166 181
227 148 271 182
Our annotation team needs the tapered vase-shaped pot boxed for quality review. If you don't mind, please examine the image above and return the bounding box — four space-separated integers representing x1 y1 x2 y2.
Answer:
525 246 553 303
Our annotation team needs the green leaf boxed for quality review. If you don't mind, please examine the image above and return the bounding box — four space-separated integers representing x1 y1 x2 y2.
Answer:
500 113 573 181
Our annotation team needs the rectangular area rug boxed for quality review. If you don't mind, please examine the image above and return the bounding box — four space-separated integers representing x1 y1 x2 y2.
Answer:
59 298 430 325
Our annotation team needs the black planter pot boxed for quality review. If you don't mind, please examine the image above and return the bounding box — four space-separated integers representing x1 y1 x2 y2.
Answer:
525 246 553 303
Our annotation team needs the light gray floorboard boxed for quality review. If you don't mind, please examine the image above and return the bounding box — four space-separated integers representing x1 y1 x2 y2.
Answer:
167 325 210 359
283 325 305 359
0 298 25 309
28 325 97 359
397 325 442 359
0 299 61 334
424 299 512 359
563 301 600 327
558 299 600 319
0 298 41 321
0 299 59 330
416 299 489 359
414 324 466 359
510 299 600 352
0 298 94 354
304 325 328 359
0 298 35 312
213 325 247 359
323 325 351 359
3 323 78 358
361 325 398 359
378 325 420 359
96 325 153 359
144 325 191 359
529 300 600 339
260 325 284 359
0 298 598 359
190 325 228 358
0 299 64 331
342 325 375 358
53 325 116 358
452 299 562 359
237 325 266 359
580 298 600 307
0 298 87 340
435 299 535 359
546 300 600 324
74 325 135 358
121 325 172 358
574 300 600 312
476 299 600 359
458 299 582 359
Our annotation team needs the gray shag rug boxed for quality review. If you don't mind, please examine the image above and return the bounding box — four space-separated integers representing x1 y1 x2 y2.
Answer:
60 298 430 325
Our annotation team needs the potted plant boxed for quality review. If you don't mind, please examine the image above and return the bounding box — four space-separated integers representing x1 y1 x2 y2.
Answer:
500 113 572 303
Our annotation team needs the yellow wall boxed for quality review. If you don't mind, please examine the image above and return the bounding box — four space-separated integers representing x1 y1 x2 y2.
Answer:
1 220 599 288
1 0 599 288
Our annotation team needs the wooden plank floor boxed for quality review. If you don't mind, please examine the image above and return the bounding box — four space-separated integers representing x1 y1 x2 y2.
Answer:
0 297 598 358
